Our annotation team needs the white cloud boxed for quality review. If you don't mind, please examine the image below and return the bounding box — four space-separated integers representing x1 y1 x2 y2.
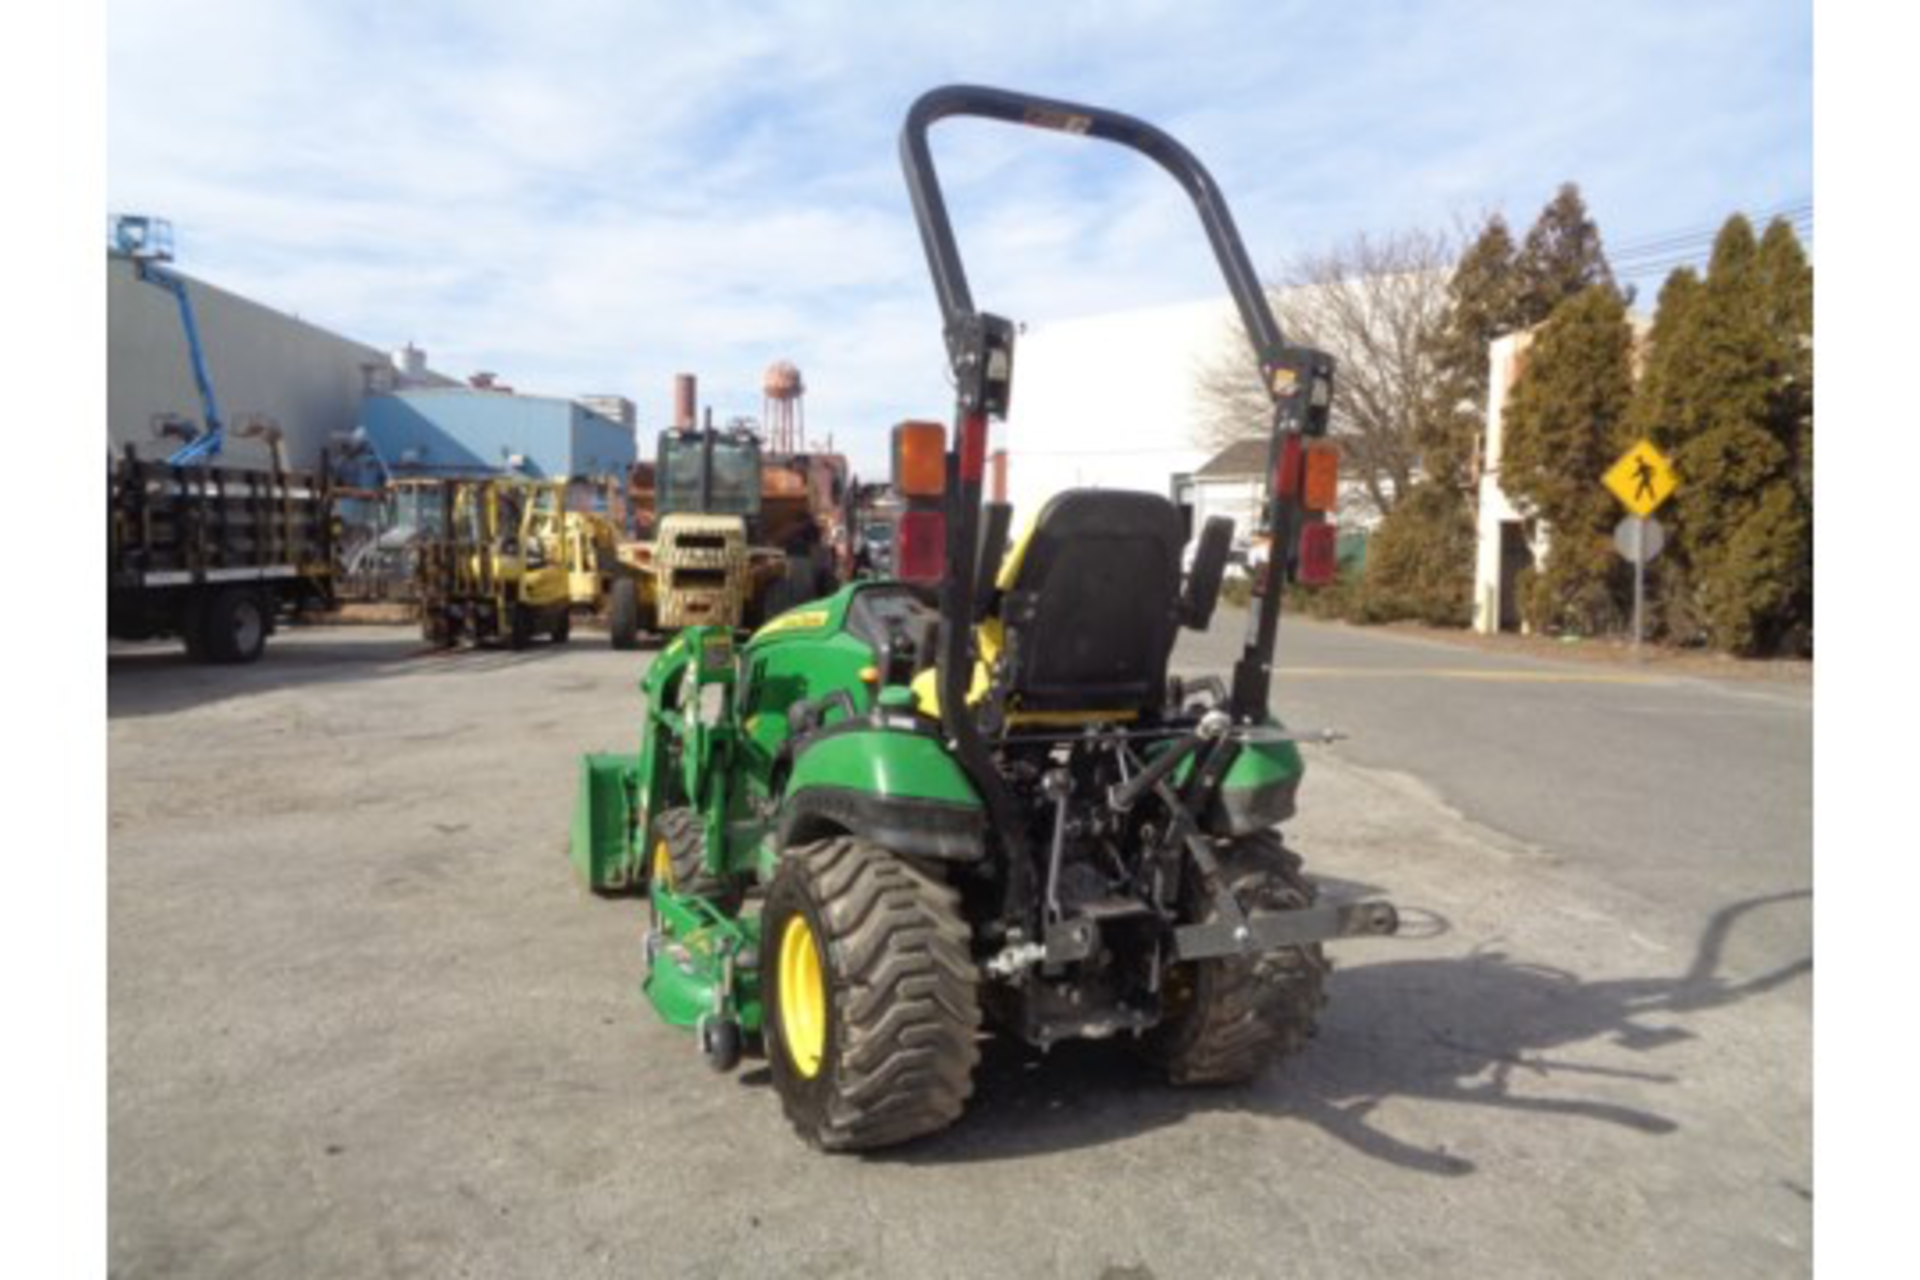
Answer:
108 0 1810 475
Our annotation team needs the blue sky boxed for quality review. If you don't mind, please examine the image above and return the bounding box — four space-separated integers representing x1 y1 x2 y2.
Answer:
107 0 1811 473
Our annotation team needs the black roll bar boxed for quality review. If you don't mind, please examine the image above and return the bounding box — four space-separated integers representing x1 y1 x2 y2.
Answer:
897 88 1333 914
901 84 1290 384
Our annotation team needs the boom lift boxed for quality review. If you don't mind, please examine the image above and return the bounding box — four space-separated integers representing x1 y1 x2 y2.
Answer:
111 216 226 466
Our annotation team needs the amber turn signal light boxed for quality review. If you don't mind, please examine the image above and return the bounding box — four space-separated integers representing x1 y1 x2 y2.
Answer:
893 421 947 498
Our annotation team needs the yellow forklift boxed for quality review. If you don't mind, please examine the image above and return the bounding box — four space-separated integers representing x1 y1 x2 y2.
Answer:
416 476 575 648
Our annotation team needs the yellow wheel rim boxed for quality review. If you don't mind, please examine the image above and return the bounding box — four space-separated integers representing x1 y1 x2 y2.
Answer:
778 915 826 1079
651 839 673 890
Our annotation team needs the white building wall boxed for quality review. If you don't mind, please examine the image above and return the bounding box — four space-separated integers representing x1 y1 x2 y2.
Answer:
1471 313 1648 633
108 255 394 472
1000 297 1239 525
1187 475 1265 538
1473 331 1539 633
1000 287 1380 540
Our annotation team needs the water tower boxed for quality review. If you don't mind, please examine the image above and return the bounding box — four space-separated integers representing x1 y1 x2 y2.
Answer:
762 360 806 455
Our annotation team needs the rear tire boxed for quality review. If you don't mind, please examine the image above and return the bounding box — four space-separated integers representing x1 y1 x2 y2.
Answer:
550 610 571 644
201 588 269 664
1139 831 1327 1085
610 577 641 651
763 837 980 1151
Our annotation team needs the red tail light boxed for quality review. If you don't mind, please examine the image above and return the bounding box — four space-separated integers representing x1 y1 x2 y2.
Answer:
1275 434 1302 499
1297 522 1337 586
958 413 988 483
897 510 947 582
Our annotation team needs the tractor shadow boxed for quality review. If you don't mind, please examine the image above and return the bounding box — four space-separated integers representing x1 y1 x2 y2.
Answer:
886 889 1811 1173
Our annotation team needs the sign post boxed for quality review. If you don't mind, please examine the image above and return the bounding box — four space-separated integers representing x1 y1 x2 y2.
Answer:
1603 439 1679 657
1634 517 1645 655
1612 514 1666 654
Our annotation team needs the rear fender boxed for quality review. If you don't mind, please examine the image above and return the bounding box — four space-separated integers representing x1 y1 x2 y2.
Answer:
778 728 984 866
1205 735 1305 835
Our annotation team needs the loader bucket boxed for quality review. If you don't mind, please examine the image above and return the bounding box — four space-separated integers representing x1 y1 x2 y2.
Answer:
572 752 642 893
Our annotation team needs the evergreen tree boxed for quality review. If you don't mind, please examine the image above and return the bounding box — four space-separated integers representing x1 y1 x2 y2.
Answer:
1363 216 1526 630
1423 215 1522 492
1500 285 1636 633
1622 267 1708 640
1515 184 1617 327
1627 216 1809 654
1757 218 1814 645
1756 217 1814 521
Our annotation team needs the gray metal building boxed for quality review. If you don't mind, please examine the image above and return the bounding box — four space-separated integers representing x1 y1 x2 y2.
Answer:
108 252 431 473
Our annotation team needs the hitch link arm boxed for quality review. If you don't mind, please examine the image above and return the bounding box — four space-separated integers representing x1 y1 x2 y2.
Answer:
1174 901 1400 961
1108 710 1230 813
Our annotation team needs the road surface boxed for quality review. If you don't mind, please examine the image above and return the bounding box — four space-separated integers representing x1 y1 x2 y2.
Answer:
109 618 1812 1278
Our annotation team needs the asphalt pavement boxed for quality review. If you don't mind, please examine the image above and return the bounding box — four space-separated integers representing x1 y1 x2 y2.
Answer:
108 617 1813 1279
1179 613 1813 962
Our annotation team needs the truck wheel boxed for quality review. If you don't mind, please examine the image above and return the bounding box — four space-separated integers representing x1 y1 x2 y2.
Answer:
648 807 743 913
181 593 211 662
763 836 980 1151
508 604 534 651
610 577 641 651
1139 831 1328 1084
201 588 269 664
550 610 571 644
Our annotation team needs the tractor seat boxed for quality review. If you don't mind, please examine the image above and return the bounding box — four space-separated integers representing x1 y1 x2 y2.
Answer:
912 489 1185 725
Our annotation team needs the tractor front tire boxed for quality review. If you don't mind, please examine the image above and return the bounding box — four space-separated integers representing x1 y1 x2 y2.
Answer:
648 807 743 913
763 837 980 1151
1140 831 1328 1085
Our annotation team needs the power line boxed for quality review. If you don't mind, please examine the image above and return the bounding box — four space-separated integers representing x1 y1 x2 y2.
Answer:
1615 243 1813 279
1610 215 1813 283
1609 198 1810 257
1615 238 1814 280
1612 212 1813 264
1621 205 1812 244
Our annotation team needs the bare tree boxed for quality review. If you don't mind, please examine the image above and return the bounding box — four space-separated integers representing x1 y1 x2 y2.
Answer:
1193 228 1454 518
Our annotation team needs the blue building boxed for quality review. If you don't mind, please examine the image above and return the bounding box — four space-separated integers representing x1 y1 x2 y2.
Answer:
360 388 636 481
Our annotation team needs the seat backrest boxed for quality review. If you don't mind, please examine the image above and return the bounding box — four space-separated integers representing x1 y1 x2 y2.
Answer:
997 489 1184 715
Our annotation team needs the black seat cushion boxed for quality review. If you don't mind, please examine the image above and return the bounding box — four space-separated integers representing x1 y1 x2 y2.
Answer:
1000 489 1184 713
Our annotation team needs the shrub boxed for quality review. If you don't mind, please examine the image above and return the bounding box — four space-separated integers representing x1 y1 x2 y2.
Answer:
1356 483 1475 626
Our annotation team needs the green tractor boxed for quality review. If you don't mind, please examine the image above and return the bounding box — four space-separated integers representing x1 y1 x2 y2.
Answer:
571 85 1399 1150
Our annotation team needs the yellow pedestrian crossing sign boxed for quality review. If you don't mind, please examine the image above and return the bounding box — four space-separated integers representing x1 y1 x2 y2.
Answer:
1604 439 1679 517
